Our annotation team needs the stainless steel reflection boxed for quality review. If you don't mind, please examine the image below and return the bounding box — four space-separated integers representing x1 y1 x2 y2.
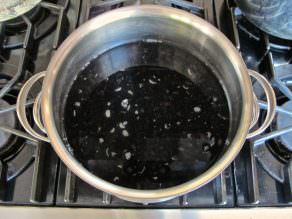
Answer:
16 72 49 143
247 70 276 139
32 92 46 133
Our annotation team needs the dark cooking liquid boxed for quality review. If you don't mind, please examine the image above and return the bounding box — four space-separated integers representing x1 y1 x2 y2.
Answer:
65 65 230 190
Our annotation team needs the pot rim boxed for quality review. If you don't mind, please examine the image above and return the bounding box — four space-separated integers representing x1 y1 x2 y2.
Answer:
42 5 253 203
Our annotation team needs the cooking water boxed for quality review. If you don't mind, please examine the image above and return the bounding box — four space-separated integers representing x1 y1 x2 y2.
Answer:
65 65 230 189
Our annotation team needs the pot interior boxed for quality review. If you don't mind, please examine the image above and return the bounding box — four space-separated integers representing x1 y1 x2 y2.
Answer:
51 13 243 190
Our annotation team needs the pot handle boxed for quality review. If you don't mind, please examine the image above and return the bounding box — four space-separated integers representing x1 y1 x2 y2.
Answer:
16 70 276 142
247 70 277 139
16 72 50 142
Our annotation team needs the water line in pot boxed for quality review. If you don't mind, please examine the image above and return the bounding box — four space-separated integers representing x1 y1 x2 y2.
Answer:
63 41 231 190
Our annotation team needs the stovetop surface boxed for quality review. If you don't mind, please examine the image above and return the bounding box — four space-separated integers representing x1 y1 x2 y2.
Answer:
0 0 291 208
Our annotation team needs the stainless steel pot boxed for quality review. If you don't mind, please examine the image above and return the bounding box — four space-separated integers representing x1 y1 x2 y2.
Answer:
16 5 276 203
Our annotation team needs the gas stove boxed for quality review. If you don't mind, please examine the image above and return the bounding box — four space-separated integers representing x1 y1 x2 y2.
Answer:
0 0 291 216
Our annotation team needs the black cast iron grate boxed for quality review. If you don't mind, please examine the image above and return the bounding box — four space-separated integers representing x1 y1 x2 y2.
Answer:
218 0 292 206
1 0 291 208
0 0 74 205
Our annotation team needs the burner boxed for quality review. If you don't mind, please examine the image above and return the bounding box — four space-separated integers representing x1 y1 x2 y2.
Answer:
251 61 292 182
276 100 292 151
236 14 291 51
0 100 24 160
252 96 291 182
265 124 291 164
0 64 31 160
0 99 17 155
259 90 292 164
269 66 292 162
0 112 24 160
5 142 35 181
